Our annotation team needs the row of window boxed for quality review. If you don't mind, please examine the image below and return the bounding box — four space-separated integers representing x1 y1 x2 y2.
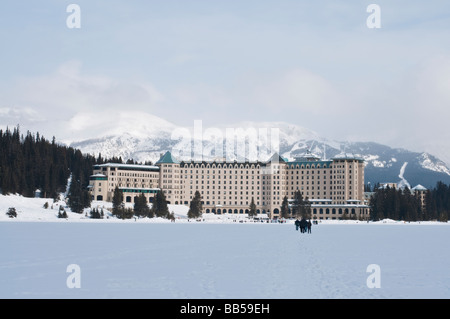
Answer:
178 162 359 170
97 171 158 178
97 167 360 179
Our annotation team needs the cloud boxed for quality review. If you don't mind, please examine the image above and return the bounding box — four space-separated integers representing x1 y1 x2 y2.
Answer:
64 110 177 143
0 61 165 139
18 61 164 113
0 106 44 123
413 55 450 109
5 60 163 112
165 67 347 125
249 68 346 115
401 55 450 163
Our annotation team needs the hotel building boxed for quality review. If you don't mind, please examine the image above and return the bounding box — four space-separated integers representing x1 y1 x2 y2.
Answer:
89 151 370 220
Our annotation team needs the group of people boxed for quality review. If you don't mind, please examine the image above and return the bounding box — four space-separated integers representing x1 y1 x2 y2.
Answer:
295 218 312 233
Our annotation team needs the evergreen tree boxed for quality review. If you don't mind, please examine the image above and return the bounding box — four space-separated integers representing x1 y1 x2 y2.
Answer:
67 171 91 214
6 207 17 218
341 210 349 220
152 190 170 218
280 196 289 218
58 206 68 218
110 186 133 220
116 207 134 219
112 186 124 216
369 186 430 221
248 197 257 218
96 153 104 164
300 196 312 219
291 190 303 218
187 191 203 219
439 211 449 222
134 193 150 217
89 207 102 219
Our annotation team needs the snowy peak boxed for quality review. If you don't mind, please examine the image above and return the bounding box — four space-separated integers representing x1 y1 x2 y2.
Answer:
418 152 450 175
232 121 323 146
64 111 177 144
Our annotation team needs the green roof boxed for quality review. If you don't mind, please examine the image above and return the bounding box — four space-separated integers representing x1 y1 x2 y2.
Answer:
156 151 179 164
266 153 287 164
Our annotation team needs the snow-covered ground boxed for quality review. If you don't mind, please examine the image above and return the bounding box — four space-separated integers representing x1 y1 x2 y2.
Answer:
0 194 190 222
1 194 450 298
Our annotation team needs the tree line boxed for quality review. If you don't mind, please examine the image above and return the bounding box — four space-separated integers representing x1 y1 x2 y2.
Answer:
0 127 146 198
0 127 129 214
0 127 97 198
110 187 204 220
280 190 312 219
369 182 450 222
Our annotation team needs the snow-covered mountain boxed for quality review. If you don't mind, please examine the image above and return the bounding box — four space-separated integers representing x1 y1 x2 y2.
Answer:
282 140 450 188
69 114 450 188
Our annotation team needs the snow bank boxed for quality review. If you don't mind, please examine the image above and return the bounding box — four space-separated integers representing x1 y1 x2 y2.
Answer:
0 194 448 225
0 194 82 222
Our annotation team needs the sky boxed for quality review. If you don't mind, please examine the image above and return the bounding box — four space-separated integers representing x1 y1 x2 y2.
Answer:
1 1 450 164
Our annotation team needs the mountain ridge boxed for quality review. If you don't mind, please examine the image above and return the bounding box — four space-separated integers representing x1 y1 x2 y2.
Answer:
68 115 450 189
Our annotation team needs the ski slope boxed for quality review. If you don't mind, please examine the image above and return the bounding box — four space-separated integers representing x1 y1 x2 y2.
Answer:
1 221 449 299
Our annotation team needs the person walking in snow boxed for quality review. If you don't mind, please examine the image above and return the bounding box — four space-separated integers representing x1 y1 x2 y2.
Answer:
295 218 300 231
307 220 312 233
300 218 307 233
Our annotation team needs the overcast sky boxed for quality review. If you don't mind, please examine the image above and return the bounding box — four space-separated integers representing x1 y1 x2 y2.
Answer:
1 1 450 164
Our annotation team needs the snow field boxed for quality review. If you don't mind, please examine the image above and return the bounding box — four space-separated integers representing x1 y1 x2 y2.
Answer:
0 194 442 225
1 221 449 299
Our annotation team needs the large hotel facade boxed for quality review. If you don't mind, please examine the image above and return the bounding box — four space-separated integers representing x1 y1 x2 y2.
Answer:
89 151 370 220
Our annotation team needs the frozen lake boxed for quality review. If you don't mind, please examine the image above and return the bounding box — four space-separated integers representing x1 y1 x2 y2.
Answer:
1 222 449 298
